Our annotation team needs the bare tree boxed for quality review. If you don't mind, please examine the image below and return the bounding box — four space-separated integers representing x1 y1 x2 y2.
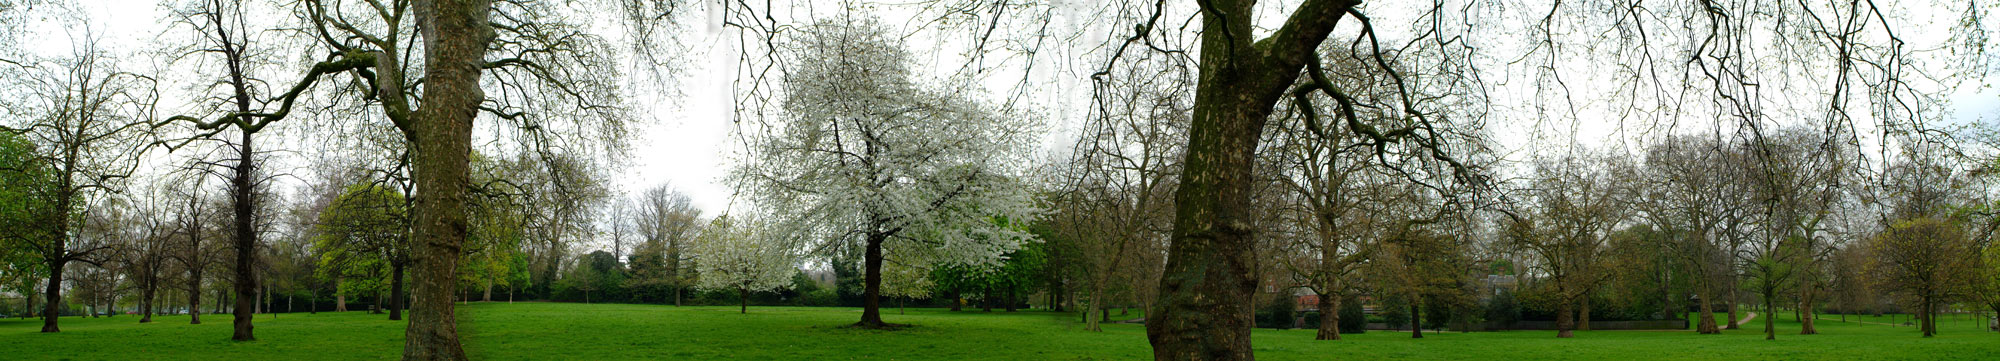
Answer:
0 19 158 333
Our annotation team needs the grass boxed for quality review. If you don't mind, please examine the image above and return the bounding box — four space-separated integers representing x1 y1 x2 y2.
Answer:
3 302 1996 360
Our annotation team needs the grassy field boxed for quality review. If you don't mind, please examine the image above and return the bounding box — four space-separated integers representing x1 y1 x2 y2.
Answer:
3 302 1996 360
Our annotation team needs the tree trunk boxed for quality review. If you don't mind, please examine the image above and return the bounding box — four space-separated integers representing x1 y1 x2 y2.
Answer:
1579 297 1592 331
390 262 406 321
140 283 155 323
40 259 66 332
189 274 203 325
948 291 961 312
1084 285 1106 332
1147 0 1359 359
1762 288 1776 340
1409 301 1423 339
1696 290 1719 334
1315 293 1340 340
740 287 749 314
1921 296 1936 337
482 279 492 302
1726 286 1741 330
336 293 347 312
1799 295 1817 335
856 231 887 328
400 0 493 359
231 129 258 342
1556 300 1575 338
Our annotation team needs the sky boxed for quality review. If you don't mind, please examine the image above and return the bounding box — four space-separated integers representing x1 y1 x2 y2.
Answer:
8 0 1998 253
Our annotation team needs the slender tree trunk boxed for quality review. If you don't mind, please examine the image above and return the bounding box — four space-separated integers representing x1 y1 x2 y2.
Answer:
740 287 749 314
390 262 405 321
1726 286 1741 330
856 231 887 328
40 259 66 332
231 129 258 341
1084 285 1106 332
482 279 492 302
189 274 204 325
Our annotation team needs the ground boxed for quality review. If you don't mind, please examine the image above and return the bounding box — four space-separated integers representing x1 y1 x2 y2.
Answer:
3 303 1996 360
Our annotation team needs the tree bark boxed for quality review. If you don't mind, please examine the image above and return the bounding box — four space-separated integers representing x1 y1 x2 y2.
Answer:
740 287 749 314
189 272 204 324
390 262 405 321
482 278 492 302
856 230 887 328
1315 294 1340 340
1762 288 1775 340
230 116 258 344
1409 301 1423 339
40 260 64 332
1726 286 1741 330
1696 288 1719 334
1798 291 1817 335
1579 297 1592 331
140 282 156 323
1556 300 1575 338
1148 0 1360 359
402 2 493 360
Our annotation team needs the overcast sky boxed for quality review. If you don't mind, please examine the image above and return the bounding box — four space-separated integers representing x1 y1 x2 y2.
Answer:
12 0 1997 253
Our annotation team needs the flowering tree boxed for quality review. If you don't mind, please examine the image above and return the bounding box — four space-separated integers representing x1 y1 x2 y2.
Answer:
691 215 797 314
731 16 1039 328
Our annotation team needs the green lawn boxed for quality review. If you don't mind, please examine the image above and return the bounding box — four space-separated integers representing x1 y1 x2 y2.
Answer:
3 302 1996 360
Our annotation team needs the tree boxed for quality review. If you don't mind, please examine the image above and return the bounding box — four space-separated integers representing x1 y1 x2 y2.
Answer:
159 0 300 341
313 184 409 321
0 18 158 332
0 129 55 323
627 183 701 305
732 17 1039 328
1641 135 1752 334
1505 151 1634 338
1870 217 1981 337
691 215 796 314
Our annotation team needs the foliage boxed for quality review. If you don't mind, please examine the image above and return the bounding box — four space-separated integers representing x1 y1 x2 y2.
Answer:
689 215 798 296
312 184 408 299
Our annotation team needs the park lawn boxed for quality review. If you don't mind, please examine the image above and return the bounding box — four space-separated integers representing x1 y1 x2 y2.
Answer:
4 302 1997 360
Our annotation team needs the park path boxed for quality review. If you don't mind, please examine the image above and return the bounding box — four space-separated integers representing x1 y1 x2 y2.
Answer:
1735 312 1757 326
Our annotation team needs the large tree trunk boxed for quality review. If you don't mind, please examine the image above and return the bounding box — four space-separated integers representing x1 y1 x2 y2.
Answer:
1315 293 1340 340
402 2 493 360
1696 290 1719 334
1921 296 1936 337
1556 300 1575 338
390 262 406 321
856 231 888 328
1084 282 1107 332
1147 0 1358 359
1579 297 1592 331
40 259 65 332
482 278 492 302
1799 296 1817 335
